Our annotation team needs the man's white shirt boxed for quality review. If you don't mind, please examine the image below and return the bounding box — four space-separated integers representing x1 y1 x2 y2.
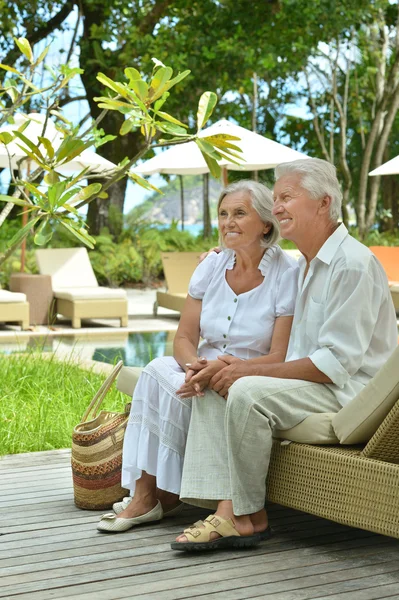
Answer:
286 224 398 406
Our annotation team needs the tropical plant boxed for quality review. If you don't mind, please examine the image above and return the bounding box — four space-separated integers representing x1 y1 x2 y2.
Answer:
0 37 242 268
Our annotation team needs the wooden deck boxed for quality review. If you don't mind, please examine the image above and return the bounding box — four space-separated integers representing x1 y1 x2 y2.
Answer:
1 450 399 600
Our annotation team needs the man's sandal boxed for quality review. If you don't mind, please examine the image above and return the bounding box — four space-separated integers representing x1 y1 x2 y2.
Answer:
170 514 272 552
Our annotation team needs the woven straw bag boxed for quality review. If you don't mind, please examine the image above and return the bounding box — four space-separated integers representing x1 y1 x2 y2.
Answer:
71 361 131 510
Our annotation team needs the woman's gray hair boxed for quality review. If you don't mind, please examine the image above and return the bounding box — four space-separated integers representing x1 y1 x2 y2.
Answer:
217 180 280 248
274 158 342 222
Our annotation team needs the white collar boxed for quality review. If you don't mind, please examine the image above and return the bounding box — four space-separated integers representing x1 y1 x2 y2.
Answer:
224 245 279 276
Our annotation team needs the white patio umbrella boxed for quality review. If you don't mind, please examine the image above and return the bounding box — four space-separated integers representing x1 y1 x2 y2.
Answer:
136 118 309 175
0 113 116 173
369 156 399 177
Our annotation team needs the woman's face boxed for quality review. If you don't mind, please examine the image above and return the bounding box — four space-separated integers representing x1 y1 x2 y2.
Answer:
218 191 271 251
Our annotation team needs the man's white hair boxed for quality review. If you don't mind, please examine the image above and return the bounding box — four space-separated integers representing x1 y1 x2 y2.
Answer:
275 158 342 222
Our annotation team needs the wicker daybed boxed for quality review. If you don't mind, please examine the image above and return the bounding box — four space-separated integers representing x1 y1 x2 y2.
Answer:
116 346 399 539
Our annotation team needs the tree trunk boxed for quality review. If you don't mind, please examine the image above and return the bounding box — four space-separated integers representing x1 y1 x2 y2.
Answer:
203 173 212 238
79 0 148 237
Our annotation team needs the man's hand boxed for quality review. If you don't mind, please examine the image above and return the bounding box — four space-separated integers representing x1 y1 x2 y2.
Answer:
198 247 222 263
210 356 255 398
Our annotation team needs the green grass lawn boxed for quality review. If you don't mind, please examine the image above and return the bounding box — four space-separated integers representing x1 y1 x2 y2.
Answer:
0 353 127 455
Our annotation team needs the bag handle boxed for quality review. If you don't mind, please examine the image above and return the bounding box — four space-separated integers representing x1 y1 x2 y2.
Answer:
80 360 124 423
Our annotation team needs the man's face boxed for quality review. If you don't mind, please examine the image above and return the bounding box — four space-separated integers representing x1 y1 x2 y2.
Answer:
272 173 321 244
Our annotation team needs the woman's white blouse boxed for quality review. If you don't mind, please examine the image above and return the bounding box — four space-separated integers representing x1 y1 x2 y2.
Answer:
188 246 299 361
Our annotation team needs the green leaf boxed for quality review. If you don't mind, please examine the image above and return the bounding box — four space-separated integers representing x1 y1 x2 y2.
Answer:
74 183 102 203
0 194 31 207
38 136 55 159
0 132 13 145
95 134 117 148
5 86 18 103
58 69 83 90
154 92 170 112
23 182 46 199
58 220 95 248
128 79 148 101
0 63 21 75
163 70 191 93
14 144 47 169
35 44 50 66
156 111 187 128
13 130 45 161
203 134 242 153
34 219 53 246
196 138 221 159
9 215 41 248
120 118 137 135
64 168 90 189
14 37 33 63
44 171 60 185
197 91 217 130
125 67 141 82
47 181 67 209
200 149 221 178
56 187 82 208
56 137 87 163
93 97 136 110
96 73 129 98
128 172 162 193
156 122 189 136
149 66 173 97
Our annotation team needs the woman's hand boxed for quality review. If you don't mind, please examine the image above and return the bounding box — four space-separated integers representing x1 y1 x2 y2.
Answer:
177 360 225 398
184 357 208 382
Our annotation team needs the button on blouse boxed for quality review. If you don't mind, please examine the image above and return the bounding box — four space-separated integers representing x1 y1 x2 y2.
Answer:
188 247 299 361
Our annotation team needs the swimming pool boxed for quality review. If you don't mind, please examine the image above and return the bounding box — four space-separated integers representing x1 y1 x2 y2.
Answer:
0 330 176 367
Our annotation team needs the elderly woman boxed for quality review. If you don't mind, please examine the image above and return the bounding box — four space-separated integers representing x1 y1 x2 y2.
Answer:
97 179 299 533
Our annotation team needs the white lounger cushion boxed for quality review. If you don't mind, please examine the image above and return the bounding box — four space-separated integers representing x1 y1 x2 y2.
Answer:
36 248 99 288
54 287 127 300
0 290 27 303
332 345 399 444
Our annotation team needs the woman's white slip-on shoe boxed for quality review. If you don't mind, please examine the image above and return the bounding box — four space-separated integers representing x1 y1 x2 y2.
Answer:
113 496 185 518
97 500 163 533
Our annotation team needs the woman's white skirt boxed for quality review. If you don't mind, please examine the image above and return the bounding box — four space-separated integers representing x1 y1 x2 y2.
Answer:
121 356 192 495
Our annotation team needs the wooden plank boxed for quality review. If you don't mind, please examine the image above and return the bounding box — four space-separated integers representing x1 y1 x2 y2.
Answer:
5 555 399 600
0 535 396 582
1 449 398 600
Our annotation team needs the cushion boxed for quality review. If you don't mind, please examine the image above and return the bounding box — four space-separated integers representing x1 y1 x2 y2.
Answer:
332 346 399 444
274 413 338 444
0 290 27 303
36 248 98 288
54 287 127 300
116 366 143 396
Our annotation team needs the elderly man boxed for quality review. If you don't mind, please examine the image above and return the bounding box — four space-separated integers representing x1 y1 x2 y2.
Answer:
172 158 398 552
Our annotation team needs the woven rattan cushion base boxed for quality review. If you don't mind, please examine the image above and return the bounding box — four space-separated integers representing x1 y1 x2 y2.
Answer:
267 440 399 539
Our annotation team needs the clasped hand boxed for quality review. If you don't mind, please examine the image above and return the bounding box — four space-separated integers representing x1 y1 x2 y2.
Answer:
176 355 245 399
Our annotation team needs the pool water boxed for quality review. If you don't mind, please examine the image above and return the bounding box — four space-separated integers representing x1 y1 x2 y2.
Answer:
0 331 176 367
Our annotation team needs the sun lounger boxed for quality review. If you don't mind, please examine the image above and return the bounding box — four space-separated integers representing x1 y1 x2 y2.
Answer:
154 252 202 315
116 344 399 538
35 248 128 329
369 246 399 311
0 289 29 330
